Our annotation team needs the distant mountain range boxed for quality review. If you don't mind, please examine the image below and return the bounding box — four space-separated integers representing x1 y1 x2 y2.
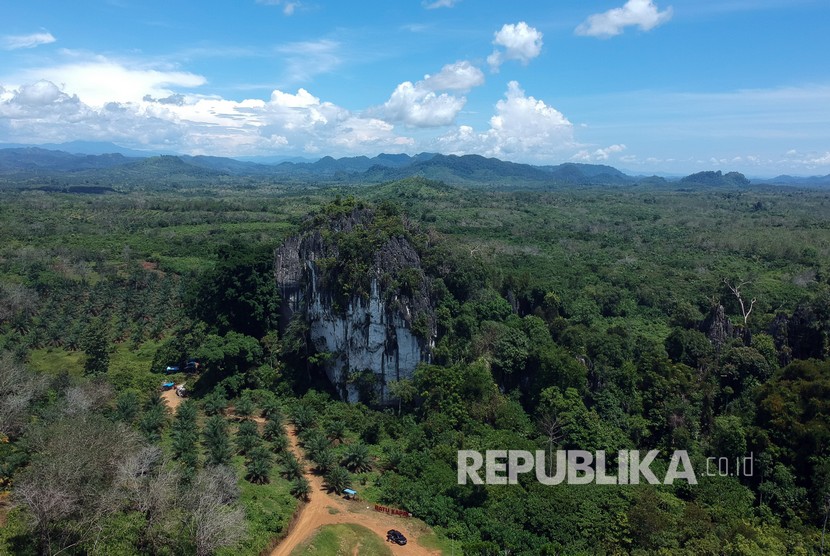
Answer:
0 147 135 172
1 143 824 188
0 141 167 158
752 174 830 187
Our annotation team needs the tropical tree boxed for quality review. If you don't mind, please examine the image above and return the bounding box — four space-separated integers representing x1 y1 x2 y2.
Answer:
260 397 283 422
236 420 261 455
81 319 109 377
304 433 332 462
263 419 284 441
172 400 200 467
233 395 255 421
324 420 347 444
189 241 280 339
115 390 140 424
280 453 304 481
313 449 337 475
203 389 227 416
290 404 317 433
382 445 404 472
290 477 311 502
324 466 352 494
203 415 233 466
270 433 289 455
245 445 272 484
387 378 417 416
140 403 167 443
342 443 372 473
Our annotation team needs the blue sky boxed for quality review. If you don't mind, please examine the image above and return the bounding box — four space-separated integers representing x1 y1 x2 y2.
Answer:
1 0 828 175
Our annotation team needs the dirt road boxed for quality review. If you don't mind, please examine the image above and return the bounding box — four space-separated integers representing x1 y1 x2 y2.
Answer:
161 388 182 413
270 426 441 556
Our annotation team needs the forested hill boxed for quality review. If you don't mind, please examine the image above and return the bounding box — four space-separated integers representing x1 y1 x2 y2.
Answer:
0 145 770 189
3 180 830 553
680 170 751 187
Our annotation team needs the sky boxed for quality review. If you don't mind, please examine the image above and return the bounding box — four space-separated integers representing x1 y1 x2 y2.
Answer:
1 0 829 176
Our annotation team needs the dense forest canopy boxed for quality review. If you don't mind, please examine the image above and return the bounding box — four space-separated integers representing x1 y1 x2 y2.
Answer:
1 175 830 555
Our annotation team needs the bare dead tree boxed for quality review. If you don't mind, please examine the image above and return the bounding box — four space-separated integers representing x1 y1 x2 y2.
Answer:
116 445 178 551
14 476 77 553
0 283 39 324
537 414 564 475
14 415 141 555
724 278 757 325
0 353 46 439
183 466 246 556
61 383 114 418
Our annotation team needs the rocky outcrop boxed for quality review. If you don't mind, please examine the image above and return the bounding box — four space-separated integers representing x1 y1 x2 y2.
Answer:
275 207 435 403
702 304 741 347
766 306 829 363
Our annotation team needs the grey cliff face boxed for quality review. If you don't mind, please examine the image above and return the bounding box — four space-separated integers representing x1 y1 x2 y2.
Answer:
705 305 734 347
274 209 435 403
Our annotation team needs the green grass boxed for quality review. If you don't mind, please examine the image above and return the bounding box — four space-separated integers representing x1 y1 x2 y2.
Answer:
221 473 297 556
27 347 84 376
289 523 393 556
418 532 456 555
349 470 382 504
28 341 158 376
108 340 162 378
212 445 298 556
28 341 165 397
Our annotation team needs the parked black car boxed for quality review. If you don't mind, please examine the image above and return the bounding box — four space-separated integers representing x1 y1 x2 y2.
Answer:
386 530 407 545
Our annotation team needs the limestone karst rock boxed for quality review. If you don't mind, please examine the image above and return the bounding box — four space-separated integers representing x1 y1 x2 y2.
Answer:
275 205 435 402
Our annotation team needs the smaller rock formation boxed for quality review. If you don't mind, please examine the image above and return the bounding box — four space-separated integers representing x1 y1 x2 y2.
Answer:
702 304 741 347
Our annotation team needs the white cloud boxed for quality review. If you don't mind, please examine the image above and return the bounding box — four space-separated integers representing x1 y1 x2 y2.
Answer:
0 80 187 147
269 88 321 109
422 0 458 8
380 82 466 127
487 81 572 153
810 152 830 166
2 32 56 50
0 48 392 155
11 80 68 107
779 149 830 168
275 40 341 84
576 0 673 38
256 0 301 15
0 76 413 157
572 144 627 162
331 117 414 150
437 81 573 161
422 61 484 92
487 22 543 71
8 57 206 106
377 61 484 128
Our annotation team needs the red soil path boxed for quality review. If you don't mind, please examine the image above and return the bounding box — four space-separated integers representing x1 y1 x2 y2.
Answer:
269 425 441 556
160 392 440 555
